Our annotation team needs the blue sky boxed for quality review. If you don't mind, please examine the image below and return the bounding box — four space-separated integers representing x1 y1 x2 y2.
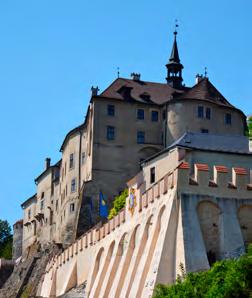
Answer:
1 0 252 226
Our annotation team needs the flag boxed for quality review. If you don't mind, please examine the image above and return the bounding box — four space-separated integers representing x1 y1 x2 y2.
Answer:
99 191 108 218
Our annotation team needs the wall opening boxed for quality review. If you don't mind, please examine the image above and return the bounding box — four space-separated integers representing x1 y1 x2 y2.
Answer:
197 201 221 266
238 205 252 249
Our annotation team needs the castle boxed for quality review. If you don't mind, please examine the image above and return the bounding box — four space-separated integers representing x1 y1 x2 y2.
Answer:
8 30 252 297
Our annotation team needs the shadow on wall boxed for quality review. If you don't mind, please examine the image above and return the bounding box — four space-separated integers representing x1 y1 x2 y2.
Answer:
197 201 221 266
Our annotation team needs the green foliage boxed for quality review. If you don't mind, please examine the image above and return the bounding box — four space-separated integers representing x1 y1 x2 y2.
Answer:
0 219 13 260
247 117 252 138
154 245 252 298
108 188 128 220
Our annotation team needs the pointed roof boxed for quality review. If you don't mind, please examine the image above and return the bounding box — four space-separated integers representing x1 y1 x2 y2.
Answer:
168 32 180 64
176 77 234 108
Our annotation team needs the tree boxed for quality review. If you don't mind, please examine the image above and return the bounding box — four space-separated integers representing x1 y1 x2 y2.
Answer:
108 189 128 220
0 220 13 259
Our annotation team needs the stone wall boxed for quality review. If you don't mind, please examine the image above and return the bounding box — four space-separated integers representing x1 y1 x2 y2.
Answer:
12 220 23 260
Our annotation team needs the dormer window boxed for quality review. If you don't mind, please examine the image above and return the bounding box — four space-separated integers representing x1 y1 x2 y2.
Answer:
139 92 151 102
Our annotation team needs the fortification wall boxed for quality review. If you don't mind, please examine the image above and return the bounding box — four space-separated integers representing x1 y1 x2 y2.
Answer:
38 161 252 297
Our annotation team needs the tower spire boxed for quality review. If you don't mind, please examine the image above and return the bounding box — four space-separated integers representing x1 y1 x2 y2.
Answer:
166 22 184 89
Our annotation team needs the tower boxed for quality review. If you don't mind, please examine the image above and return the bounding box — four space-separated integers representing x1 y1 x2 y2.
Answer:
166 29 184 89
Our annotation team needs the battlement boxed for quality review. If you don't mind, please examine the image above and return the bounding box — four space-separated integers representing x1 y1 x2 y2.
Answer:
44 172 175 274
178 162 252 193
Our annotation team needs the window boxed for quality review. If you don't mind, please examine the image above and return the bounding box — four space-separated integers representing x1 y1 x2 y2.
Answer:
137 131 145 144
69 153 75 169
137 109 145 120
41 192 44 199
107 126 115 140
150 167 155 184
225 113 232 125
198 106 204 118
162 110 166 120
107 104 115 116
151 111 159 122
81 152 85 165
201 129 209 133
71 178 76 192
56 200 58 212
70 203 75 213
206 108 211 120
40 200 44 211
28 209 31 220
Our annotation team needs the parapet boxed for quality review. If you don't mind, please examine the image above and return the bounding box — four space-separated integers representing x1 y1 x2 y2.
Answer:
177 162 252 195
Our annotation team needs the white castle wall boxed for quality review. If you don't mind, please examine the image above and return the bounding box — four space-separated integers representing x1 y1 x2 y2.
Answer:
38 161 252 298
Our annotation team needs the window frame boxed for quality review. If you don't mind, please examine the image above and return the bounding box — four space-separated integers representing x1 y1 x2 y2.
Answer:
201 129 209 134
205 107 211 120
151 110 159 122
150 167 155 184
137 131 145 144
137 108 145 120
198 106 204 118
107 126 115 141
225 113 232 125
70 203 75 213
69 153 75 170
71 178 76 193
107 104 115 116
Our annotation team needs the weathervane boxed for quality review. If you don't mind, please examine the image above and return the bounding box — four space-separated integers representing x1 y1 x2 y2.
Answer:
174 19 179 35
204 67 208 78
117 67 120 78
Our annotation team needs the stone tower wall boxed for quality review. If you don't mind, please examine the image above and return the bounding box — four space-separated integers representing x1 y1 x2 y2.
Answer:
12 220 23 260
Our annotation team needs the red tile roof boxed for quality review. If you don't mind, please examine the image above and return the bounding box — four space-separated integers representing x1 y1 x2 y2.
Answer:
99 77 238 110
99 78 185 105
175 78 235 108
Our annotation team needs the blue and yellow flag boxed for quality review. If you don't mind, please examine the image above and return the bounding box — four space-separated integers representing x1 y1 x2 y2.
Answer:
99 191 108 218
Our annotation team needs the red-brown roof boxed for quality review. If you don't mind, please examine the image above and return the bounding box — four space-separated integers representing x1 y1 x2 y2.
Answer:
99 77 238 110
175 78 235 108
99 78 185 105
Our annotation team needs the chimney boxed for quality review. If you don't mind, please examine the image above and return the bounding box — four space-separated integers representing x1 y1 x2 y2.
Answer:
91 86 99 96
45 158 51 170
195 74 204 84
131 73 141 81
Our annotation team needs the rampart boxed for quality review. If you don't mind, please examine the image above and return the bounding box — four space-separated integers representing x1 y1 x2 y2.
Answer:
38 162 252 297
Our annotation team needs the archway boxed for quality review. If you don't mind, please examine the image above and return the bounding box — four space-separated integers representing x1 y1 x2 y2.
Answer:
197 201 221 265
237 205 252 248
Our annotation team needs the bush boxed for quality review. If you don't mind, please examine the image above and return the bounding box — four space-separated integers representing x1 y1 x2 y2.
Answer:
153 245 252 298
108 188 128 220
